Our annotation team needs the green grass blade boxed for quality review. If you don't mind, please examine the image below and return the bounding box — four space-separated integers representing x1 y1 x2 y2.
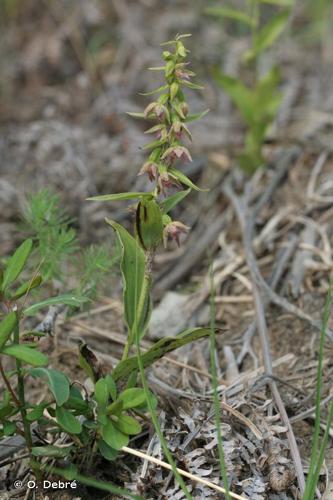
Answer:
303 283 332 499
209 266 231 498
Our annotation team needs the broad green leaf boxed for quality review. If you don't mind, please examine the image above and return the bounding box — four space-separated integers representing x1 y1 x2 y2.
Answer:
87 192 152 203
213 71 255 125
2 239 33 291
117 388 146 409
244 10 290 61
205 7 255 26
161 189 191 214
26 405 46 422
106 220 151 337
95 378 109 408
32 445 73 458
10 274 43 300
106 400 123 417
185 109 209 123
24 294 88 316
1 345 48 366
0 312 17 350
98 439 118 461
3 420 16 436
29 368 70 406
114 415 142 435
112 327 225 382
169 168 208 192
55 406 82 434
105 374 117 401
101 420 129 450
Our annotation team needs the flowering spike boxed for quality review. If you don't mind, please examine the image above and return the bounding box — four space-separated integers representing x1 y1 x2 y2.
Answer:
128 35 208 248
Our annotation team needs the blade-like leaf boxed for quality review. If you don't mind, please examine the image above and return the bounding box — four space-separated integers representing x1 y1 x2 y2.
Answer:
55 406 82 434
24 294 88 316
2 239 33 291
161 189 191 214
95 378 109 408
32 445 73 458
213 71 255 125
1 345 48 366
112 327 226 381
10 275 43 300
87 192 152 202
139 84 168 96
105 220 151 336
0 312 17 350
29 368 70 406
244 10 290 61
185 109 209 123
205 7 255 27
169 168 208 192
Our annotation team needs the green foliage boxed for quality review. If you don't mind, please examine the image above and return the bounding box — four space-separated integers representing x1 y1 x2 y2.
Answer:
208 0 292 173
22 189 77 281
303 284 333 499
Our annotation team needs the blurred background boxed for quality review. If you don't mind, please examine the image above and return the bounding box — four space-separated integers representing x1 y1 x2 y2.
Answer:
0 0 333 248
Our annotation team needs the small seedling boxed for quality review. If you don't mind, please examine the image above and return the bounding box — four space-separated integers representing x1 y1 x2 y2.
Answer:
207 0 293 173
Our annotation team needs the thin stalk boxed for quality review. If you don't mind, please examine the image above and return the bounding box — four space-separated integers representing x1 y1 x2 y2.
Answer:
209 266 231 499
13 313 41 481
303 284 332 499
133 249 192 499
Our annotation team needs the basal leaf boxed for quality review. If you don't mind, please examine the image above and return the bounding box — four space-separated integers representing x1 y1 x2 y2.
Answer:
95 378 109 408
2 239 33 291
29 368 70 406
98 439 118 461
101 420 129 450
1 345 48 366
55 406 82 434
114 415 142 435
117 388 146 409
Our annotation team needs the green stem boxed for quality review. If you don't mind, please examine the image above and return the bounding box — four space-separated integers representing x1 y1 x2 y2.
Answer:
209 267 231 499
13 313 41 480
133 250 192 499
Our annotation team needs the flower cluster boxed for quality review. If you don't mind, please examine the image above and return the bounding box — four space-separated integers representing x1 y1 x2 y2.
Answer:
131 34 207 248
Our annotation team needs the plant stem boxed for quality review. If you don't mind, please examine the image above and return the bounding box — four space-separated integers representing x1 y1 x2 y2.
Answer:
13 313 41 480
209 267 231 498
133 248 192 499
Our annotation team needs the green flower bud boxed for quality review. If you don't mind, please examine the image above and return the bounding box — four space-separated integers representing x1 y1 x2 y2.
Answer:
170 82 179 100
135 199 163 250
